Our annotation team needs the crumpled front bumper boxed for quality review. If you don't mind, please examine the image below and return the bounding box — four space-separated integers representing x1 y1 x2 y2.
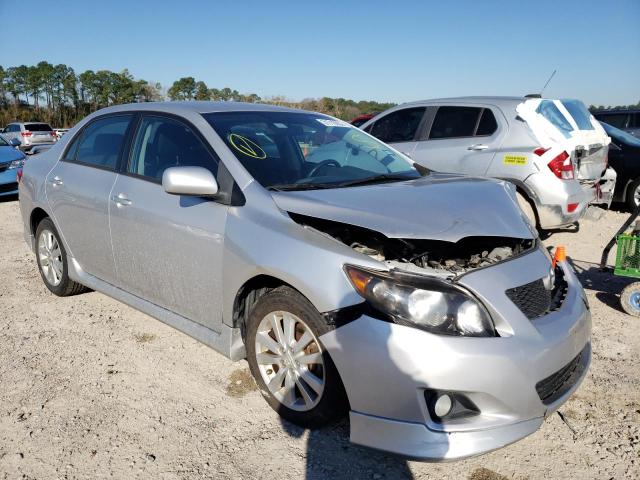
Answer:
320 249 591 461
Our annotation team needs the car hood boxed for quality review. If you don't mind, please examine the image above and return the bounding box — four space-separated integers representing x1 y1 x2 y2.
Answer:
0 146 25 164
270 174 535 242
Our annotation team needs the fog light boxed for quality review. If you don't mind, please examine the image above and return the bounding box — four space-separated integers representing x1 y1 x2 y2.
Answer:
434 394 453 418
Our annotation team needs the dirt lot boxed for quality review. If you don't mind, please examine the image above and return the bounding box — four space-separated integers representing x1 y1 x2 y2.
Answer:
0 196 638 480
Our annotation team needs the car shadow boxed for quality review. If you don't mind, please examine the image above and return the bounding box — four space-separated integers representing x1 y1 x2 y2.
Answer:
279 417 414 480
568 257 636 314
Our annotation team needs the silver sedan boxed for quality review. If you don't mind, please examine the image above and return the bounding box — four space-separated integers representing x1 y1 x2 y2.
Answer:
19 102 591 460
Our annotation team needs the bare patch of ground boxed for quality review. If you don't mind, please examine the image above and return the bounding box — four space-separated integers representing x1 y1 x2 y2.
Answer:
0 197 638 479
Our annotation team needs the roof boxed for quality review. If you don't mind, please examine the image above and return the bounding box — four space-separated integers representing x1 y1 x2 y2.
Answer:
97 101 308 116
398 96 529 108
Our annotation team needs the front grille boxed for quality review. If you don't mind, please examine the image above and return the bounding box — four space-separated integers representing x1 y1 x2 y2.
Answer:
536 344 589 405
0 182 18 194
506 267 567 320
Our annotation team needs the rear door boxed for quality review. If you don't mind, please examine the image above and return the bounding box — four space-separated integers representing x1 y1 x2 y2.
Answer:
109 114 228 331
410 105 504 176
46 114 134 285
366 106 426 157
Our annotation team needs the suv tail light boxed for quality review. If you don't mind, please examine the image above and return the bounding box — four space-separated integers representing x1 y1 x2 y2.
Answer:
21 131 32 137
547 151 574 180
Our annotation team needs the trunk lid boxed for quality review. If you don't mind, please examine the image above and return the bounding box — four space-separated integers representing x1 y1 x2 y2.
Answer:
516 98 609 184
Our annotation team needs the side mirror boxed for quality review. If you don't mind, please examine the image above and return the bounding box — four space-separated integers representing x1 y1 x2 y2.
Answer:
9 138 20 148
162 166 219 197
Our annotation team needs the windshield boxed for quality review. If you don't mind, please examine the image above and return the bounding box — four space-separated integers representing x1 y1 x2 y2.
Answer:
601 121 640 147
204 111 422 189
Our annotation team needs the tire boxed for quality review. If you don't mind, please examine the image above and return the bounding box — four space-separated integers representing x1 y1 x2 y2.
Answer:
35 217 88 296
516 191 538 229
245 286 348 428
620 282 640 317
625 178 640 211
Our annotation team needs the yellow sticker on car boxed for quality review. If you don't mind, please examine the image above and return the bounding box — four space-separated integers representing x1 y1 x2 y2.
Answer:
229 133 267 159
503 155 527 166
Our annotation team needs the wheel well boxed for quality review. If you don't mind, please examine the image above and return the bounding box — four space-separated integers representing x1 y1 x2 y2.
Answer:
233 275 295 339
30 208 49 236
515 187 540 227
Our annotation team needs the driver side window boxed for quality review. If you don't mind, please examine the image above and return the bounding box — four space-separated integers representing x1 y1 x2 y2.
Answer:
128 116 218 182
370 107 426 143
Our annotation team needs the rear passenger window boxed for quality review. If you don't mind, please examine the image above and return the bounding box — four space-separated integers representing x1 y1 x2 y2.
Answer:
429 107 481 139
72 115 133 170
370 107 425 143
128 116 218 182
476 109 498 136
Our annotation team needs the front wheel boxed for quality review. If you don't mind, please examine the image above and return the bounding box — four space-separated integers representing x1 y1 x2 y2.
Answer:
245 286 348 428
626 178 640 211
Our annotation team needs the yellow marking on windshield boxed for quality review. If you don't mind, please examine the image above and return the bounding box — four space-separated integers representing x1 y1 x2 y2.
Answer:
503 154 527 166
229 133 267 159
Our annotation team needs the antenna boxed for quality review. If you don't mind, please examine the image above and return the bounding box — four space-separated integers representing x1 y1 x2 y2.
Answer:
540 69 557 96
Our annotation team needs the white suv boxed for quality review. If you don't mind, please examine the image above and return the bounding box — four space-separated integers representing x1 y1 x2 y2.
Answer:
361 97 615 231
1 122 57 152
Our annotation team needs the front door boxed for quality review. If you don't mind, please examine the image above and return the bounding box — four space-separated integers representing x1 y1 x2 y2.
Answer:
109 114 228 331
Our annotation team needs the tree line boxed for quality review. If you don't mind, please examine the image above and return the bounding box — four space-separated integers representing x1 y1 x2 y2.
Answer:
0 62 395 128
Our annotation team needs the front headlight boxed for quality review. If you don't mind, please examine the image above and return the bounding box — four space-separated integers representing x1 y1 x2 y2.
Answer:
344 265 496 337
8 159 25 169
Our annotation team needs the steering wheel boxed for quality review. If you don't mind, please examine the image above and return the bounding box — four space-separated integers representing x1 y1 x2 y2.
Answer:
307 159 340 177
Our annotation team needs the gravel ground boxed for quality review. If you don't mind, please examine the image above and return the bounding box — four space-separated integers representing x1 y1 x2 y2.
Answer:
0 196 638 480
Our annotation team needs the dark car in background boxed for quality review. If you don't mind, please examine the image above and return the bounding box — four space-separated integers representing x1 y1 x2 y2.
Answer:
601 121 640 209
593 109 640 137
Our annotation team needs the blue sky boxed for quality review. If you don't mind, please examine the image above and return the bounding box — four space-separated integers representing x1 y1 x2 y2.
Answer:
1 0 638 106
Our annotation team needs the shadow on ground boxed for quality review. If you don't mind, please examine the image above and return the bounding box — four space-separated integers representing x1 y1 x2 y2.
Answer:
569 257 636 314
279 418 413 480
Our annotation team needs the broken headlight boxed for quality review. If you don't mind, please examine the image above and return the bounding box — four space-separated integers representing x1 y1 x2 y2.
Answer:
344 265 495 337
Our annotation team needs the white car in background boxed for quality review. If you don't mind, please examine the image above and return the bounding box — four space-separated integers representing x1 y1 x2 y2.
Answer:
361 96 615 231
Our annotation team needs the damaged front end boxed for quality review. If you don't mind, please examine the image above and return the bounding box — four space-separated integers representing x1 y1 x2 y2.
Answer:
289 212 535 278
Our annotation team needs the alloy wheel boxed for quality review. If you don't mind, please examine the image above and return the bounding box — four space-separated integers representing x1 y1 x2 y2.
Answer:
38 229 63 287
254 311 325 411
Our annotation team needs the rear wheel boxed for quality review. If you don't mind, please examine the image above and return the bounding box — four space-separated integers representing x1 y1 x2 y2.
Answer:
245 286 348 428
620 282 640 316
35 218 87 296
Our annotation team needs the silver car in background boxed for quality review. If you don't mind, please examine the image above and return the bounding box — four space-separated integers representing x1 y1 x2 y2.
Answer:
361 96 614 230
1 122 57 151
19 102 591 460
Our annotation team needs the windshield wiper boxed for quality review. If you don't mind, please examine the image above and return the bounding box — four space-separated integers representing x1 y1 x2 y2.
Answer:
267 182 335 192
334 174 417 188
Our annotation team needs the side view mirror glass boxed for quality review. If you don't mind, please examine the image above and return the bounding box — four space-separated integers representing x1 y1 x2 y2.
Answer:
9 138 20 147
162 166 219 197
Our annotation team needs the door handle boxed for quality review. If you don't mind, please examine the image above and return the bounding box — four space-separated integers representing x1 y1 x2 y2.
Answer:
50 176 64 186
468 144 489 151
112 193 132 207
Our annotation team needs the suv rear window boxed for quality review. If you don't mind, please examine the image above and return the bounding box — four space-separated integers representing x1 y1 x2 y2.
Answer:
561 100 594 131
536 100 573 138
25 123 53 132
